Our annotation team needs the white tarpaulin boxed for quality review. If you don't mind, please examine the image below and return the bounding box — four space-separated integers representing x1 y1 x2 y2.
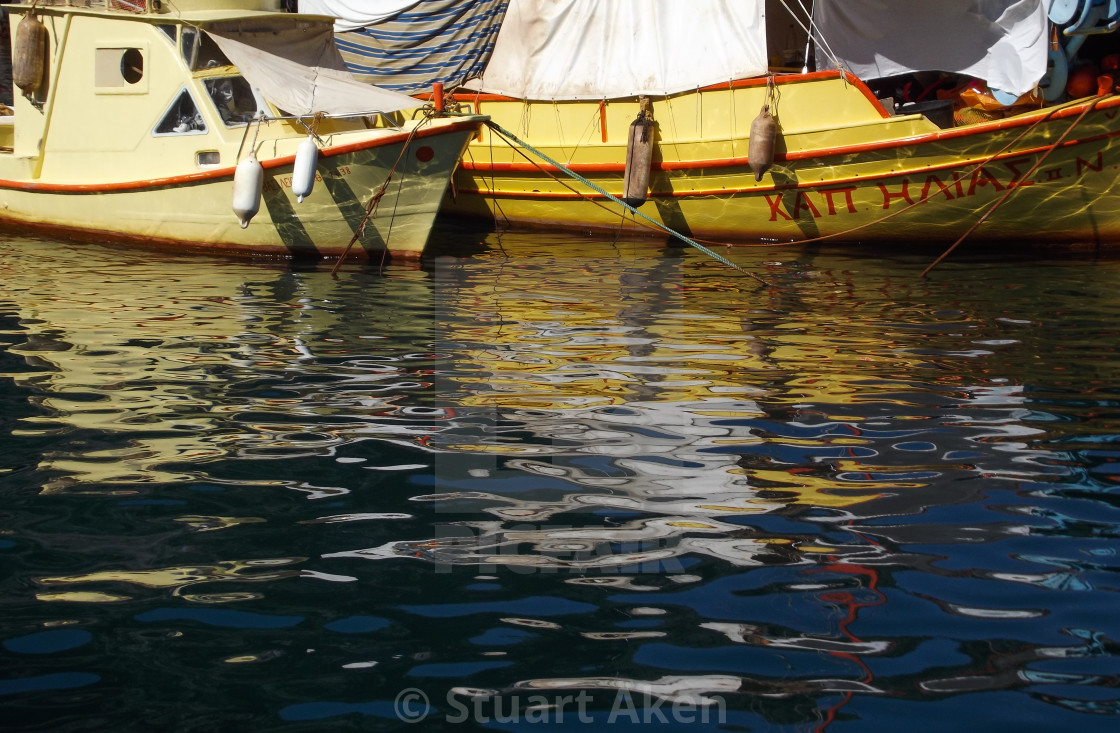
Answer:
205 21 422 116
298 0 422 32
812 0 1048 97
464 0 768 100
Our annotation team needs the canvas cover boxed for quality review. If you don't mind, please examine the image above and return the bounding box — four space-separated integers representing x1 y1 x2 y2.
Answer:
299 0 423 32
464 0 768 99
204 21 422 116
812 0 1048 97
301 0 509 94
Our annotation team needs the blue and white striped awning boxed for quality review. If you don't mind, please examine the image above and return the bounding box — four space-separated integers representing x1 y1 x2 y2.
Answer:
305 0 509 95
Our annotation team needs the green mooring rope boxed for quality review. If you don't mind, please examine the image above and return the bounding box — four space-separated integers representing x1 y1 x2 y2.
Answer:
483 120 769 286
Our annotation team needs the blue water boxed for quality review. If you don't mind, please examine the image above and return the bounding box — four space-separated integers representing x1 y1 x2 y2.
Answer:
1 231 1118 731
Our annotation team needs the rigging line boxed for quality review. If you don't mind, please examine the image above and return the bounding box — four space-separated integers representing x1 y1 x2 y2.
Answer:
730 80 736 158
663 93 683 164
484 124 659 225
778 0 842 72
572 104 602 160
381 165 408 277
919 95 1103 278
612 207 628 247
472 131 753 251
800 0 815 73
553 99 571 164
485 111 513 228
486 112 502 223
235 115 255 162
329 116 431 277
235 113 268 163
483 120 771 286
794 0 840 72
696 86 701 138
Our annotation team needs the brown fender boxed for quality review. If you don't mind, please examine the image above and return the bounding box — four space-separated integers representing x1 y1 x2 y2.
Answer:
623 96 655 207
748 104 777 182
13 13 47 98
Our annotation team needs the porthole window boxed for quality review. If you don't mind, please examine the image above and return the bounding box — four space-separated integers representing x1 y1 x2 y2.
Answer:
121 48 144 84
95 47 147 92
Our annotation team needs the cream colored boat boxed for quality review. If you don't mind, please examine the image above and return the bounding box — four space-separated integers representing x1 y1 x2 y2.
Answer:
0 0 486 260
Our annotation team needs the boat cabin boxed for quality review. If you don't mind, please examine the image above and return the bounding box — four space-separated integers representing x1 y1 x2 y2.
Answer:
0 1 383 182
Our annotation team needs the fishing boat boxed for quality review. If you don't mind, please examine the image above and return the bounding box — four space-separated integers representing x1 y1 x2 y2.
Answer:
0 0 487 261
310 0 1120 254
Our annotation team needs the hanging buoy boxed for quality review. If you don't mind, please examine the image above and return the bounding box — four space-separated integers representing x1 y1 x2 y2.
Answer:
1066 63 1100 99
622 96 655 207
748 105 777 182
13 13 47 98
291 134 318 203
232 152 263 228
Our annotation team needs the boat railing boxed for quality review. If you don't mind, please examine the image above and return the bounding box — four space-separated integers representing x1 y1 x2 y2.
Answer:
17 0 153 13
13 1 294 16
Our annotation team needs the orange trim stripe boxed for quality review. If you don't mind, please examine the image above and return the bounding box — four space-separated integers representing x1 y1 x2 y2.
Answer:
0 118 482 194
459 98 1120 176
457 128 1120 200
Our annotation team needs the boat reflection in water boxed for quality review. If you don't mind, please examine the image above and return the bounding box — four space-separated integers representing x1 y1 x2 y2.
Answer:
2 235 1117 728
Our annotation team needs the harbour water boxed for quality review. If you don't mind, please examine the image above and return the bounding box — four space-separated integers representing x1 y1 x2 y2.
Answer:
1 229 1119 731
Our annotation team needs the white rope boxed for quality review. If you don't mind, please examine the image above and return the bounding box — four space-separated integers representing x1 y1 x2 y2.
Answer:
777 0 844 74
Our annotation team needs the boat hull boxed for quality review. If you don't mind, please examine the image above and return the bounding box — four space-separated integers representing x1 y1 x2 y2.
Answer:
441 74 1120 248
0 118 482 259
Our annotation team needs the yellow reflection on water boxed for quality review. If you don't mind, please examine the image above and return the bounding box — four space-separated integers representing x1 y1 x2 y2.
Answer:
37 557 305 598
3 238 996 577
35 591 132 603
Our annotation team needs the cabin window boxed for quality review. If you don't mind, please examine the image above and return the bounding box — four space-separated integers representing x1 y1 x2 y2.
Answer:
180 26 199 68
196 151 221 167
156 24 176 45
181 29 232 71
153 88 207 135
203 76 267 126
94 47 147 92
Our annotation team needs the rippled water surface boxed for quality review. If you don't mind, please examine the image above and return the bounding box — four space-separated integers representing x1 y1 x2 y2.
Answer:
2 231 1119 731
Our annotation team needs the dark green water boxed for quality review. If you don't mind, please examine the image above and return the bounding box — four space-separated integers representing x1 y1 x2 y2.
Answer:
1 231 1118 731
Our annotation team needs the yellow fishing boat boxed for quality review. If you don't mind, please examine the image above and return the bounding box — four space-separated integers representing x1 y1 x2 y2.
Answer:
0 0 487 260
313 0 1120 252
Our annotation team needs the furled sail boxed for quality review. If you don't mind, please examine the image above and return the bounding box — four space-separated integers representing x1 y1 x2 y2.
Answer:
204 20 422 116
300 0 510 94
465 0 768 100
812 0 1048 98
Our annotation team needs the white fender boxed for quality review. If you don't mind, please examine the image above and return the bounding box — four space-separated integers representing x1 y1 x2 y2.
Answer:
232 152 263 228
292 135 318 203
